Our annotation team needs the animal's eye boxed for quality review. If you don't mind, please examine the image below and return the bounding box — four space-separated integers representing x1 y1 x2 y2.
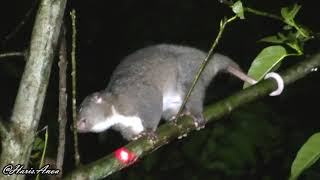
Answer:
81 118 87 123
91 96 97 102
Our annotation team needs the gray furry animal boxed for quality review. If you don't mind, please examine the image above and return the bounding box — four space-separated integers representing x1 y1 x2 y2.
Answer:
77 44 254 140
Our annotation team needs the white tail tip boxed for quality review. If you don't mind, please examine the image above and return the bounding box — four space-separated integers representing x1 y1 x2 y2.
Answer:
264 72 284 96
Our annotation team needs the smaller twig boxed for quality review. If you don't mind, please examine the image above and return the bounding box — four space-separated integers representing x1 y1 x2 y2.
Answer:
245 7 312 39
56 25 68 177
244 7 283 22
219 0 283 22
70 9 81 166
0 52 25 59
36 125 49 135
219 0 313 39
36 126 48 180
2 0 39 47
175 15 237 120
0 120 8 137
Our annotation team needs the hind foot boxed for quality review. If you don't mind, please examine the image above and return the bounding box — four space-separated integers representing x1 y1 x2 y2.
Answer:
190 113 206 130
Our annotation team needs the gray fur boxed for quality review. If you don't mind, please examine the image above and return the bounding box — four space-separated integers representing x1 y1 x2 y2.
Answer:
77 44 243 140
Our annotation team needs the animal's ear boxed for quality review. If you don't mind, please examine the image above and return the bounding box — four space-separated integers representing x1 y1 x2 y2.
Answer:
92 93 104 104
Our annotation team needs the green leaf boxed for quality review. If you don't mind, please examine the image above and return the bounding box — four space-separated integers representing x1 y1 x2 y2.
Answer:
281 4 301 26
33 137 45 151
259 35 286 44
36 127 49 180
244 46 287 88
285 31 304 54
283 25 293 31
30 152 41 159
281 4 311 39
232 1 245 19
295 24 312 39
290 133 320 180
260 32 303 54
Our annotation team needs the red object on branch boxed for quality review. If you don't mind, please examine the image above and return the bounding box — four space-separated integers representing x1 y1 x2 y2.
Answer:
114 147 137 164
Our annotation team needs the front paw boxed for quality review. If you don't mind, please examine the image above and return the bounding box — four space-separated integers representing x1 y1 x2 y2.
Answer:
168 112 190 125
191 113 206 130
144 129 158 143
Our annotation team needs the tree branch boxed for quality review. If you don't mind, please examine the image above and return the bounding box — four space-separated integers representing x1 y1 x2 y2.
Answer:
70 9 81 166
1 0 40 47
64 53 320 179
0 0 67 179
0 51 25 59
56 25 68 177
0 117 8 137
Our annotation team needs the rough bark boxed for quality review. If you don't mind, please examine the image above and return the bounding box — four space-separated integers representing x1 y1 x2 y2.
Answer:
0 0 67 179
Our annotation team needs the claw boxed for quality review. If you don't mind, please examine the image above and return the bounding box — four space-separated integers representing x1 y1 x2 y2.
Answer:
134 128 158 144
169 112 189 125
169 116 178 126
191 113 206 130
145 130 158 144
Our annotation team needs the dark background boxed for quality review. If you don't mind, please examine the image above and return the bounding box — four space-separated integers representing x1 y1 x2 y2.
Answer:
0 0 319 179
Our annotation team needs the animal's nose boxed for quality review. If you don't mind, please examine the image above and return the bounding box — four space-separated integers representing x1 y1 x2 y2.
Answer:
76 119 87 131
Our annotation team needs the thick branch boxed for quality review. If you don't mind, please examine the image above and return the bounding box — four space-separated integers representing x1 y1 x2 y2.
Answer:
0 0 67 179
65 53 320 179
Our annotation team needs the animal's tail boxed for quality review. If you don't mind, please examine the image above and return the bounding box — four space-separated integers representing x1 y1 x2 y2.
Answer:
205 53 257 85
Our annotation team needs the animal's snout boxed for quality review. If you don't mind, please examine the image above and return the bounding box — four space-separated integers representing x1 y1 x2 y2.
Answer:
76 118 87 132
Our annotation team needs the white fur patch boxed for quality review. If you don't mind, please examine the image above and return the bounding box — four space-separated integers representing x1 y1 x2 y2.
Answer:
162 92 182 112
90 106 144 133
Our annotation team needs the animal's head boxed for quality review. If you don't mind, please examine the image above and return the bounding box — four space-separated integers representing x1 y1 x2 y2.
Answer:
77 92 113 133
